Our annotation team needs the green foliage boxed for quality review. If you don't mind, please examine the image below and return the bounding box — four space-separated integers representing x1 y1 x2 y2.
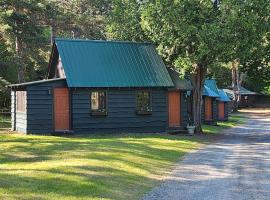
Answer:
51 0 111 39
106 0 146 41
0 77 10 108
208 63 232 88
140 0 222 73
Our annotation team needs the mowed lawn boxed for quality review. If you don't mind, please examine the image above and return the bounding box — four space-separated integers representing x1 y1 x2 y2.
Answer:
202 114 246 134
0 113 244 200
0 133 200 200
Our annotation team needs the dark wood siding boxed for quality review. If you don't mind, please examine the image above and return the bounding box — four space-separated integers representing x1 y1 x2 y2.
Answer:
26 80 67 134
72 88 168 133
180 91 189 127
14 79 193 134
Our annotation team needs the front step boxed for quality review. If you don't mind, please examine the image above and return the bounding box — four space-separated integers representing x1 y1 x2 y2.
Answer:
51 130 74 136
167 127 188 135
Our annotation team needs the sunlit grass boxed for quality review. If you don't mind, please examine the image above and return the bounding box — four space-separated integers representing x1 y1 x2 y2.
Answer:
0 133 200 200
202 113 246 134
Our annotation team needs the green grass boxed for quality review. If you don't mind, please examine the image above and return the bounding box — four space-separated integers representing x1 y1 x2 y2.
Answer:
0 133 200 200
202 113 246 134
0 113 245 199
0 114 11 128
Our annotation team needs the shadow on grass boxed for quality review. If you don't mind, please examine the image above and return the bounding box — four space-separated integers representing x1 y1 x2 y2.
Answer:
0 132 200 200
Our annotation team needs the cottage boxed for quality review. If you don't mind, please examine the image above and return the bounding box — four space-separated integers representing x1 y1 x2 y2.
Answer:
202 79 219 125
166 68 193 131
224 86 258 108
217 89 231 121
10 39 191 134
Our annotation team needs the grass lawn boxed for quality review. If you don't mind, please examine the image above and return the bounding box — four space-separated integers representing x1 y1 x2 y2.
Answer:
0 113 244 200
0 133 201 200
0 114 11 128
202 113 246 134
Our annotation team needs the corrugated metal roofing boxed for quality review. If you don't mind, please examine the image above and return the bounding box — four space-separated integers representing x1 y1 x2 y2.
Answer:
205 79 219 95
217 89 231 102
239 86 257 95
203 85 220 97
167 68 193 90
203 79 220 97
9 78 66 88
223 87 257 98
54 38 174 87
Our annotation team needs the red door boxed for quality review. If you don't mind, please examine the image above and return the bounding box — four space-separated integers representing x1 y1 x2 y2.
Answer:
218 102 225 120
54 88 70 131
205 97 213 121
168 91 181 127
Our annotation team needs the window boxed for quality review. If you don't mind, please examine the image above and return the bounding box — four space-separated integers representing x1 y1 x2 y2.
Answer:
136 91 151 115
91 91 107 115
16 91 26 113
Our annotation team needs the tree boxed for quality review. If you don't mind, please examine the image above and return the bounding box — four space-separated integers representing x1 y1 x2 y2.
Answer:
106 0 145 41
0 0 50 82
109 0 222 133
218 0 270 110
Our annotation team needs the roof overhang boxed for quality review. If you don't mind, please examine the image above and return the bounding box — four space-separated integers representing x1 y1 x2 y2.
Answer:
9 78 66 90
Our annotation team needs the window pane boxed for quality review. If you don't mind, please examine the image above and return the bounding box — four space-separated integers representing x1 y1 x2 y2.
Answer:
99 92 106 110
137 91 151 112
91 91 107 112
91 92 99 110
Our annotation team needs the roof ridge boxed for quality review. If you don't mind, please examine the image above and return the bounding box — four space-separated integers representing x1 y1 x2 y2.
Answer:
54 38 153 45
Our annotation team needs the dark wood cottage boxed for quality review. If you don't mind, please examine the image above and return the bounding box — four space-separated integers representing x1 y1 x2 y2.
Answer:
202 79 219 125
10 39 192 134
224 86 258 108
217 89 231 121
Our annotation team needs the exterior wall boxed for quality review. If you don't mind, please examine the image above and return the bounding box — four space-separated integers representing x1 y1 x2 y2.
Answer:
72 88 168 134
180 91 189 127
26 80 67 134
224 102 229 121
202 96 218 125
217 101 230 121
15 82 189 134
239 95 256 108
11 91 15 131
11 91 27 133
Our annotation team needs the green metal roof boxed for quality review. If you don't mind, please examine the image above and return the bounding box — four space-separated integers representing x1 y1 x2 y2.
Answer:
203 79 219 97
203 85 219 97
167 68 193 90
239 86 257 95
223 87 257 98
9 78 66 88
217 89 231 102
54 38 174 87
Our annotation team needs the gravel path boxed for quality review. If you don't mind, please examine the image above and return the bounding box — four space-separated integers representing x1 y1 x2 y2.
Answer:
142 109 270 200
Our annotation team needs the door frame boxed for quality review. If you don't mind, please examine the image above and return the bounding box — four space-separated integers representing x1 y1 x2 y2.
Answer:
52 87 72 132
167 90 182 128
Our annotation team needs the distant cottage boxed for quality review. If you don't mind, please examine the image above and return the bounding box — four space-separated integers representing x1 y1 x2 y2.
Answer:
202 79 231 124
10 39 192 134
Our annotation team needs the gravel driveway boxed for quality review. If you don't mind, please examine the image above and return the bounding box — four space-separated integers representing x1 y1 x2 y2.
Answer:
143 109 270 200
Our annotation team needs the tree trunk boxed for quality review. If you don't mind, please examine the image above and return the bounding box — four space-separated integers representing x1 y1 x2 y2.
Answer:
231 59 240 112
50 22 57 45
191 64 207 134
16 36 25 83
15 6 25 83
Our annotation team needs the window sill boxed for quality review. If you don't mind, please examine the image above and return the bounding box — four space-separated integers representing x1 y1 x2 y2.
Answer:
136 110 152 115
91 111 108 116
